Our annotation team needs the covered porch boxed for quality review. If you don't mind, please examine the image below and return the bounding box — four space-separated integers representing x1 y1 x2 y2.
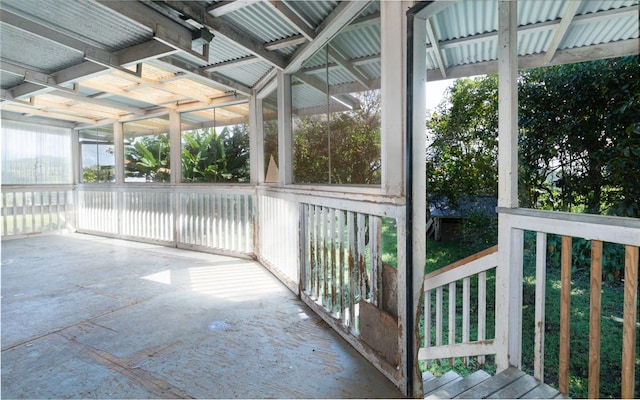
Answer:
1 0 639 398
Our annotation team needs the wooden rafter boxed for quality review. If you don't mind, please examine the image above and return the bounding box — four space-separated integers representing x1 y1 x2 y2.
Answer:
545 0 582 63
425 18 447 79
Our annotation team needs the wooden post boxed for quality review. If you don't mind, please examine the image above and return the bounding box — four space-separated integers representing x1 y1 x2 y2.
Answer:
588 240 602 399
559 235 572 395
495 0 520 373
621 245 638 399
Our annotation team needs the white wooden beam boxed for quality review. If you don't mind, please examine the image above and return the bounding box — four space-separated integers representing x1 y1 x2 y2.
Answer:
329 46 370 90
426 38 640 81
293 73 360 109
207 0 260 17
204 56 261 72
425 18 447 79
162 1 288 70
285 1 372 73
545 1 582 63
264 35 308 51
155 57 252 96
266 1 316 41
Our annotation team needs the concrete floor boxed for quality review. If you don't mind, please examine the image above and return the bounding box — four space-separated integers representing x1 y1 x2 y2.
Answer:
1 233 403 399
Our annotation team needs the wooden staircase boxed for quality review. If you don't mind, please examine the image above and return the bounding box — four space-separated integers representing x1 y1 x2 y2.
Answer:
423 367 568 399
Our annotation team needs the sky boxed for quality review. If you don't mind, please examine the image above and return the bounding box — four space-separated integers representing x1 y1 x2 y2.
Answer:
425 78 456 113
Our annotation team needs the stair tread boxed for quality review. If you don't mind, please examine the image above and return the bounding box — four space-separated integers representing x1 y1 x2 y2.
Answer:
425 370 491 399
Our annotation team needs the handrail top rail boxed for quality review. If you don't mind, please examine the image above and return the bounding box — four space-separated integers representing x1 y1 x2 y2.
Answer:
498 207 640 229
425 245 498 282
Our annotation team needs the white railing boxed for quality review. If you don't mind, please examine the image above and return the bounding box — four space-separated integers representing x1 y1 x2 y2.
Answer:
76 185 254 256
257 194 299 293
1 185 74 236
419 246 498 366
499 208 640 398
256 186 406 388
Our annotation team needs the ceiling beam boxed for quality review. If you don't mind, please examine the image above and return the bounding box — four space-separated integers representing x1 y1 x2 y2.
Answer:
328 46 369 90
161 1 288 70
2 103 99 125
426 38 640 81
285 1 372 74
5 38 182 102
204 56 261 72
265 1 315 41
425 18 447 79
426 4 638 53
155 57 252 96
95 0 199 59
264 35 308 51
545 0 582 63
207 1 261 17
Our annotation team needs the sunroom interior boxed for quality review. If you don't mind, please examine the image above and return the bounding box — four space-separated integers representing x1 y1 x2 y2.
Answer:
1 0 639 398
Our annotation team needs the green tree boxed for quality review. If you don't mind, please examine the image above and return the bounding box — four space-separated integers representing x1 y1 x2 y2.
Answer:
182 125 249 183
519 56 640 217
124 134 170 182
426 76 499 204
293 90 381 184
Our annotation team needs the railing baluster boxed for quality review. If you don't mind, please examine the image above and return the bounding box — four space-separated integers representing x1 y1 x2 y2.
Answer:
559 235 572 395
338 210 346 323
621 245 638 399
448 281 456 365
357 213 366 301
330 208 337 314
478 270 486 365
436 286 443 347
462 276 470 365
425 289 432 349
315 205 322 299
370 216 382 307
347 211 356 331
322 207 329 307
534 231 547 381
588 240 603 399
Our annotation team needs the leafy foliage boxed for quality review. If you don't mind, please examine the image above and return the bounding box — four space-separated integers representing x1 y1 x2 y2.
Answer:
182 125 249 183
427 76 499 204
124 134 170 182
519 56 640 217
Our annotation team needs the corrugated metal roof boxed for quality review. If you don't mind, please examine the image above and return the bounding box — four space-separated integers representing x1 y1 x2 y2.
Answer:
0 24 85 74
220 2 299 43
0 0 637 126
216 61 274 87
1 0 152 51
283 1 339 29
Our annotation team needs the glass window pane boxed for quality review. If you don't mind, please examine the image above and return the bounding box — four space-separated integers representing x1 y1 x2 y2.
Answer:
78 125 115 183
181 104 250 183
1 120 71 184
123 115 171 183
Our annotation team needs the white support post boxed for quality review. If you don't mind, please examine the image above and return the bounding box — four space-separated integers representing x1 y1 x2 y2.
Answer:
495 0 522 372
249 94 264 185
113 121 124 184
411 8 427 397
380 0 405 197
169 109 182 185
277 71 293 185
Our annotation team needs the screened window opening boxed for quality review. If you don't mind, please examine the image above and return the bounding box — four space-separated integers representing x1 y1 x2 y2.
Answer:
1 120 71 184
123 116 171 183
79 125 115 183
181 104 250 183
